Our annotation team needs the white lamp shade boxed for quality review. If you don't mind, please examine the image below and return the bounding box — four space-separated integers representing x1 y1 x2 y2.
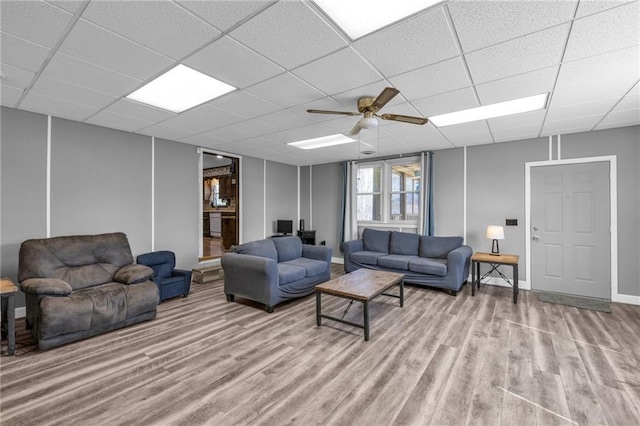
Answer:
486 225 505 240
359 116 379 129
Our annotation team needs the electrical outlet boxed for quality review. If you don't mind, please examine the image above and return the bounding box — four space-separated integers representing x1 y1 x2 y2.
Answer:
505 219 518 226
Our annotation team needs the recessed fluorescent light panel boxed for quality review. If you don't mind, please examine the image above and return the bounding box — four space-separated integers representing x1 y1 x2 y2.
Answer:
126 64 235 113
288 134 357 150
429 93 549 127
314 0 441 39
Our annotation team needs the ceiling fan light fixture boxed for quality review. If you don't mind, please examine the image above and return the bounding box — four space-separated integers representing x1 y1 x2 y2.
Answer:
359 115 379 129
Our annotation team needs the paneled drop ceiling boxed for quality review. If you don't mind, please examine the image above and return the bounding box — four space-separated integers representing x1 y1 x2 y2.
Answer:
1 0 638 166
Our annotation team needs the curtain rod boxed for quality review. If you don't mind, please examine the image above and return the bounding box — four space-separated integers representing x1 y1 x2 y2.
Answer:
348 151 426 164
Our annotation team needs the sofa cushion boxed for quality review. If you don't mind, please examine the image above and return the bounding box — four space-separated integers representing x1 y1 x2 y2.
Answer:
419 236 463 259
277 263 306 285
377 255 418 270
281 258 327 277
390 231 420 255
350 251 387 266
362 228 390 254
234 239 278 261
272 236 303 262
409 258 448 276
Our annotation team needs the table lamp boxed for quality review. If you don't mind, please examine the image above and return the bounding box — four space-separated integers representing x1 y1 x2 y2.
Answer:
486 225 504 255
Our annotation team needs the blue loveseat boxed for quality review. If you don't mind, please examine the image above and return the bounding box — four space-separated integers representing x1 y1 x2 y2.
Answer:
221 236 332 312
342 228 472 295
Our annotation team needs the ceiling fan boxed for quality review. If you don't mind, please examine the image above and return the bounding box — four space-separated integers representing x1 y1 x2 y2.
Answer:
306 87 428 136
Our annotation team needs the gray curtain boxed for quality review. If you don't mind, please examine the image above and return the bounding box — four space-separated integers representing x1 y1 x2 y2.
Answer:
340 160 358 248
419 151 434 236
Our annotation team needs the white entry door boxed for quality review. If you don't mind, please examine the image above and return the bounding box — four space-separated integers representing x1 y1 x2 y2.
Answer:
530 162 611 299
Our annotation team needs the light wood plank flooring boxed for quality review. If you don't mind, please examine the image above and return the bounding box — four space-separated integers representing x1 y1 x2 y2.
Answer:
1 266 639 425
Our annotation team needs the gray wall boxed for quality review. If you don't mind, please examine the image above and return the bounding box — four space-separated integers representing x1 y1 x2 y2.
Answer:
154 138 199 269
433 148 464 237
240 156 265 242
0 107 48 307
50 118 153 255
310 163 343 256
299 165 311 229
265 160 298 235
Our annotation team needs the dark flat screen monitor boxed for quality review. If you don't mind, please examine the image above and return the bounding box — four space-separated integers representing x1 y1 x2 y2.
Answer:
277 220 293 235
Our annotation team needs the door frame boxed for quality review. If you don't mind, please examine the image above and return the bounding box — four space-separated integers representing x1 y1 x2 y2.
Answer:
525 156 619 301
198 147 243 261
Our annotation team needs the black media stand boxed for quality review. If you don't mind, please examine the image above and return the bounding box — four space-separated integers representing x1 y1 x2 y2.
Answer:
297 230 316 245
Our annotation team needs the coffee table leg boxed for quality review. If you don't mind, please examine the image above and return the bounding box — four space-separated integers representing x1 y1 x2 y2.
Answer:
513 264 519 304
8 294 15 356
399 280 404 307
363 301 369 341
316 291 322 326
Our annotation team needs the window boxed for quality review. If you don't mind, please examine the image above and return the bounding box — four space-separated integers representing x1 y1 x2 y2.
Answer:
356 158 421 224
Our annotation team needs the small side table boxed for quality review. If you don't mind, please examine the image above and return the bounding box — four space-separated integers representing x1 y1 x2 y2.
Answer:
1 278 18 356
471 252 519 304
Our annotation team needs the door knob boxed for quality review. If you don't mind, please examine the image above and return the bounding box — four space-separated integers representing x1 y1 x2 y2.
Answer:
533 235 540 241
533 226 539 231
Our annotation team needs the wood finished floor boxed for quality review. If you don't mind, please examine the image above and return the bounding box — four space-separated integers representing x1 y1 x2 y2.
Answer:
1 265 640 425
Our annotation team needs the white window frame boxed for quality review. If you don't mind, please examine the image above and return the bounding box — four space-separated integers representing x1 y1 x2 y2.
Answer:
357 156 420 228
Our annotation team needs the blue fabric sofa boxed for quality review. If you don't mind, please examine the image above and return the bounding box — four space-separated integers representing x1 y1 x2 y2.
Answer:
342 228 472 295
221 236 332 312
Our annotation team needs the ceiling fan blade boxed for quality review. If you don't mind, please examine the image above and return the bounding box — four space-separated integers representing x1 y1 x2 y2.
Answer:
306 109 360 116
348 122 362 136
380 113 428 125
371 87 400 110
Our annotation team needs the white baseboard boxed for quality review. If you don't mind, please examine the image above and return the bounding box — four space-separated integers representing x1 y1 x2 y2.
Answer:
331 257 344 265
468 275 530 290
612 293 640 306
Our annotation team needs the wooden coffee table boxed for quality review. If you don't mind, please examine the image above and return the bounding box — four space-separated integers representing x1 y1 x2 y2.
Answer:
315 269 405 341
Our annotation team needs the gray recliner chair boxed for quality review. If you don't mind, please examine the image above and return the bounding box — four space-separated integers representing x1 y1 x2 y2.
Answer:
18 232 159 350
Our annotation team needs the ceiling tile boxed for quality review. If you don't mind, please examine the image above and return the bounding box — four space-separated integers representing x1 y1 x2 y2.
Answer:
42 53 142 96
85 110 154 133
208 90 280 119
488 110 546 131
138 124 195 141
475 66 558 105
412 87 479 117
541 114 605 135
229 1 347 70
20 92 97 121
437 121 493 146
103 99 176 123
0 63 36 90
179 132 226 147
575 0 636 17
0 1 73 48
353 7 459 76
564 1 640 61
176 0 275 32
161 104 246 134
292 47 382 95
258 130 304 144
492 126 543 143
46 1 87 14
30 76 117 109
202 126 248 143
287 123 335 139
448 0 577 52
389 56 471 100
82 1 219 60
553 47 639 102
184 36 284 89
0 32 50 72
1 85 23 107
219 119 278 138
595 108 640 130
465 24 570 84
247 73 325 108
614 83 640 111
254 109 316 131
547 97 620 122
59 20 174 80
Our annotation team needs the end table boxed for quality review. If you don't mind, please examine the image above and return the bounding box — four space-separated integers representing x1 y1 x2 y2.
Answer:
471 252 519 304
1 278 18 355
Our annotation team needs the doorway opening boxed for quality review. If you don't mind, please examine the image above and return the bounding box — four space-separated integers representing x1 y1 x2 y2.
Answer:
201 152 239 261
